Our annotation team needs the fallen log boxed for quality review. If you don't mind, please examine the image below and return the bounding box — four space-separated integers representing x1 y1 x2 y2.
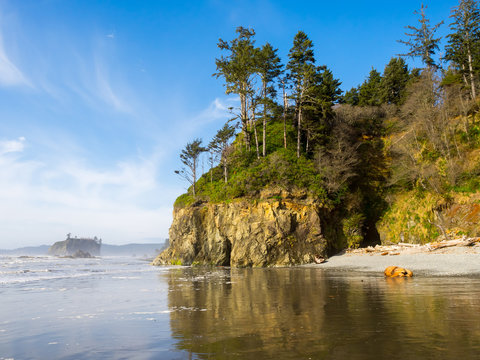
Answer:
429 237 480 250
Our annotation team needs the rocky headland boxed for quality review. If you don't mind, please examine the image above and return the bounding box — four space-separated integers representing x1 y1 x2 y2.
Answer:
152 188 341 267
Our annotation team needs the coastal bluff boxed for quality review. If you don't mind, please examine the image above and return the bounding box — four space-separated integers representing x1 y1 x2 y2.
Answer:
153 189 339 267
49 234 102 257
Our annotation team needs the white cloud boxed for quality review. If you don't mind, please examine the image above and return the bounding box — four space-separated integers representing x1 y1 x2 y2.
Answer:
0 34 30 88
95 60 132 114
188 97 238 128
0 137 176 248
0 136 25 155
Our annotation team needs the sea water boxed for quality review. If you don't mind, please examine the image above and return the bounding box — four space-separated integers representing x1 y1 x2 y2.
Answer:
1 256 480 359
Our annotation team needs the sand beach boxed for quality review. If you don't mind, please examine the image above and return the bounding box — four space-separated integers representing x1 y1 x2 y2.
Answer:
313 239 480 276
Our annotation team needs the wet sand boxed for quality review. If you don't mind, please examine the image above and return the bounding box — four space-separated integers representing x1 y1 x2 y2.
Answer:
312 244 480 276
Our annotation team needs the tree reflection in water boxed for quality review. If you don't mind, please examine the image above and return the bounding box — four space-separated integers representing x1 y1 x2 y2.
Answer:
161 267 480 359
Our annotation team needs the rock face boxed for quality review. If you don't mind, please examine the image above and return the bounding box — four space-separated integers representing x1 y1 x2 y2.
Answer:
377 191 480 244
49 237 101 257
153 189 338 267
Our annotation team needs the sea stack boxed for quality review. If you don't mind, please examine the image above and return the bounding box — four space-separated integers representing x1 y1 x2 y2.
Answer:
48 233 102 257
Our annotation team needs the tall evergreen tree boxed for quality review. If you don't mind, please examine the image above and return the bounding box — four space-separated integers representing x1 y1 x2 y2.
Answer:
215 27 257 149
281 77 289 149
210 123 236 183
287 31 316 158
303 66 342 151
381 57 411 105
445 0 480 99
257 43 283 157
358 68 383 106
342 87 360 106
398 4 443 70
175 139 207 196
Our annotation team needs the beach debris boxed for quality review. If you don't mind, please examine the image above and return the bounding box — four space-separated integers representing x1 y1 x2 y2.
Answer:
314 256 325 264
384 266 413 277
426 237 480 250
346 237 480 255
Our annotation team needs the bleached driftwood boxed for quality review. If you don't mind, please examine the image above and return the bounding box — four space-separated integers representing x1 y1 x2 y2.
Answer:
346 237 480 255
428 237 480 250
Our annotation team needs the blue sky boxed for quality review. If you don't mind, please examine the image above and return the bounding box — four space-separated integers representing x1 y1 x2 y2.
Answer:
0 0 457 248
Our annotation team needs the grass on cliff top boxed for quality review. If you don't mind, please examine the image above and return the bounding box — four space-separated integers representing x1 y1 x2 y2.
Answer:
174 147 329 208
174 121 331 208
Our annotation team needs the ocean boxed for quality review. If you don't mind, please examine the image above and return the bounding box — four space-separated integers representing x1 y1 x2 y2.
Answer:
1 256 480 359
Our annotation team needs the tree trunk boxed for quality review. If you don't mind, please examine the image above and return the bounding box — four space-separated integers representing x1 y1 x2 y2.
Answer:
282 81 288 149
262 82 267 157
252 104 260 159
297 88 304 158
240 90 250 150
192 160 196 197
306 130 309 153
223 158 228 183
467 46 476 99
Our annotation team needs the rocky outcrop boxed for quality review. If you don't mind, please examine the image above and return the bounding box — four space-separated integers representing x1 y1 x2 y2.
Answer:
153 189 339 267
377 191 480 244
49 236 101 257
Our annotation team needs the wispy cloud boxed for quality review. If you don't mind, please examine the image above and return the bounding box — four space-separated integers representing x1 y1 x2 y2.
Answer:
0 33 30 88
0 137 176 248
190 96 238 127
0 136 25 155
95 61 132 113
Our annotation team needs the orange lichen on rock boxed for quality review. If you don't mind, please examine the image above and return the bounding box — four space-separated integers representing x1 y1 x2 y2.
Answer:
384 266 413 277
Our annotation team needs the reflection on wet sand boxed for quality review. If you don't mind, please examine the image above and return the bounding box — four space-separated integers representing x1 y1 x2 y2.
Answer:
162 268 480 359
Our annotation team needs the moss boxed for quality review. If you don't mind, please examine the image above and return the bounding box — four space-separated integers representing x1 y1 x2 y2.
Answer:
342 213 365 249
377 191 442 244
170 258 183 266
174 193 196 208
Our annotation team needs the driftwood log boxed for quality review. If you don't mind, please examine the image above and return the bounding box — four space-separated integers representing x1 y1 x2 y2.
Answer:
346 237 480 255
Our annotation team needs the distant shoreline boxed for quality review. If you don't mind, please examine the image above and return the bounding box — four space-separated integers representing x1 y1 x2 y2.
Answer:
310 244 480 276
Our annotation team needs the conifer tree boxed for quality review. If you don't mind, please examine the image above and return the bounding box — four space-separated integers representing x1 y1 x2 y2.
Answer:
342 87 360 106
280 77 289 149
398 4 443 70
445 0 480 99
257 43 283 157
175 139 207 196
381 57 411 105
358 68 383 106
303 66 342 151
215 27 257 149
210 123 236 183
287 31 316 158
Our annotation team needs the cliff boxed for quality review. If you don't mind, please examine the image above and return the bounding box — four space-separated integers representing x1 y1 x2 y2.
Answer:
49 236 101 256
153 189 341 267
377 191 480 244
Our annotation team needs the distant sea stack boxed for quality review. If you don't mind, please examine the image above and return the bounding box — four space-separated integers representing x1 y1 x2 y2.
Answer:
48 234 102 257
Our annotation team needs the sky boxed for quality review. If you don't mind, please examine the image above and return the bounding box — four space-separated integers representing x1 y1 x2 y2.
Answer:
0 0 458 248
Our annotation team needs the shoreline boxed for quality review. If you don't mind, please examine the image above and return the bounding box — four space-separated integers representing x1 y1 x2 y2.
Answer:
310 243 480 276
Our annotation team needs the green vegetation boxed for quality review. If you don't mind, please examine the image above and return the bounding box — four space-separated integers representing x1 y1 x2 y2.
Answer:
175 1 480 248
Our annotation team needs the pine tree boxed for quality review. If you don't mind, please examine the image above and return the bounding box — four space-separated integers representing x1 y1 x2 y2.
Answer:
398 4 443 70
303 66 342 151
381 57 411 105
445 0 480 99
175 139 207 196
358 68 383 106
257 43 283 157
342 87 360 106
210 123 236 183
215 27 257 149
287 31 316 158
